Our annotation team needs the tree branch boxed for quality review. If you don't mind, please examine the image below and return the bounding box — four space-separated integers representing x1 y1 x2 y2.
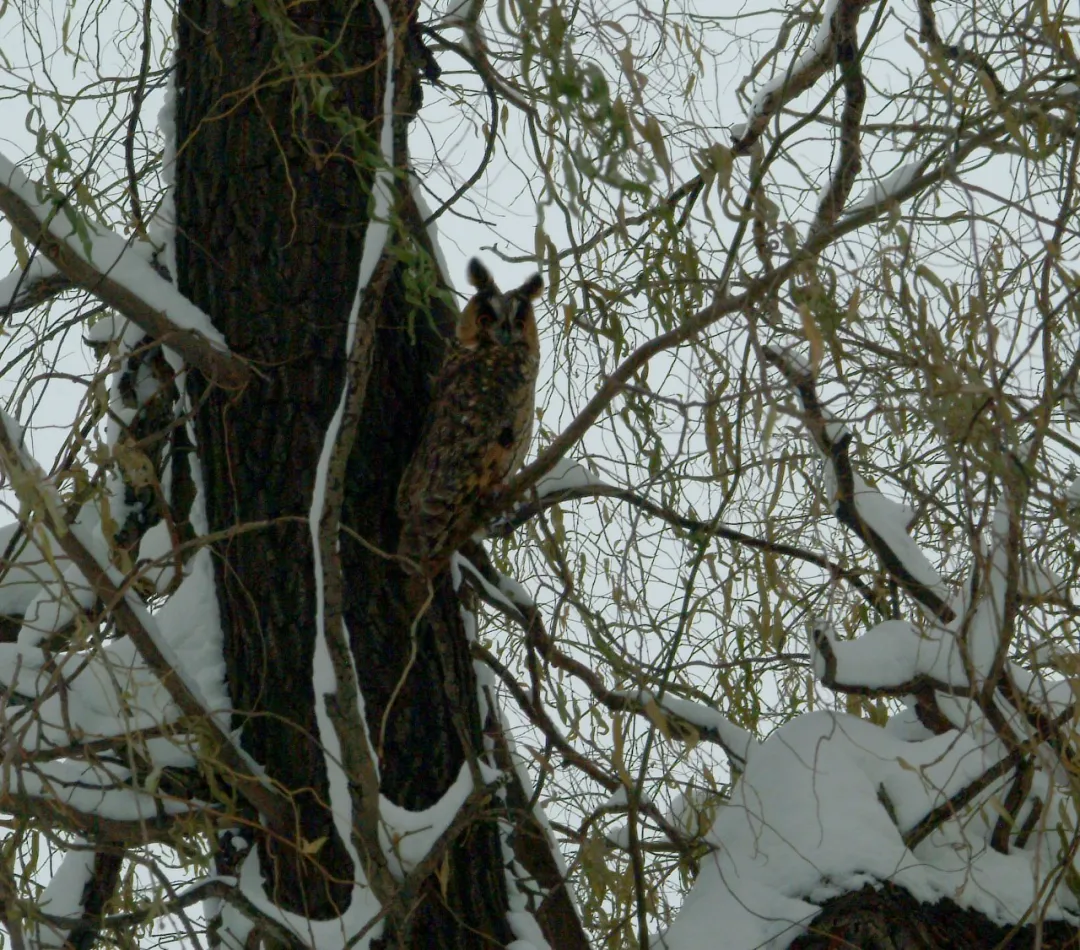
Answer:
763 345 956 622
496 481 888 614
0 414 291 831
460 547 755 770
0 156 249 389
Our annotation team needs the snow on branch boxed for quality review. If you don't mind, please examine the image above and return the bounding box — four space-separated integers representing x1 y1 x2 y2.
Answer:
532 457 605 497
763 344 954 621
0 548 229 768
809 617 970 696
29 847 101 950
847 161 923 213
677 344 1080 948
470 668 589 949
453 551 530 624
33 874 238 948
0 254 72 316
458 545 756 772
0 633 193 755
763 347 1074 725
0 522 78 641
623 689 758 768
0 411 290 830
3 761 189 842
660 708 1074 949
0 154 249 389
305 43 398 921
731 0 875 156
1069 475 1080 507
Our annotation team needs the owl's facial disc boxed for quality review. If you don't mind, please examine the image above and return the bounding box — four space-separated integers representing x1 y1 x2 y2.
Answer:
474 299 511 345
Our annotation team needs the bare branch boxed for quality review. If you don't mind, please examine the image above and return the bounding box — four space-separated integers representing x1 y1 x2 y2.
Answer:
496 481 888 614
808 0 869 236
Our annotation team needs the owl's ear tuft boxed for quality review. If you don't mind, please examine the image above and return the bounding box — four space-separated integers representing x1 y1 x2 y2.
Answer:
519 273 544 300
467 258 495 291
456 300 479 347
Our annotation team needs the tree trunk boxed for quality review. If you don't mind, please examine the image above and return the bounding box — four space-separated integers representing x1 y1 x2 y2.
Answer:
173 2 517 943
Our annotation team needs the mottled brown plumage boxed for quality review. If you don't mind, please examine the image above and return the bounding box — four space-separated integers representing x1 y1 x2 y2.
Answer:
397 259 542 572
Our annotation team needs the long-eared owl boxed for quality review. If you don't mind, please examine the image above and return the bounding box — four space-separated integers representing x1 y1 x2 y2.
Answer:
397 258 543 572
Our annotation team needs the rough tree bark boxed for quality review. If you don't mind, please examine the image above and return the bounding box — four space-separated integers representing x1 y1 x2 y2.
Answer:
790 883 1080 950
172 2 539 945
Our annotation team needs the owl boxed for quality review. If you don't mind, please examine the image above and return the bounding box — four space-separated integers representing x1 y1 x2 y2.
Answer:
397 258 543 574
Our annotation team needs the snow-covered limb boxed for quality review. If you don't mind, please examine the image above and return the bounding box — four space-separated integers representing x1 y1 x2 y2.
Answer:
834 468 949 606
33 874 235 941
0 634 195 756
225 777 510 950
810 617 969 695
533 458 605 497
961 504 1019 690
809 606 1079 757
848 162 924 213
1020 560 1069 605
1067 474 1080 507
26 847 128 950
3 760 192 837
731 0 875 155
488 460 633 537
763 344 954 622
764 346 1072 709
31 849 96 949
1 317 199 647
472 673 587 948
0 154 249 389
659 711 1078 950
453 552 529 623
0 411 290 829
382 773 513 893
759 336 1080 926
0 546 228 767
0 254 71 315
459 545 755 772
379 763 475 877
304 5 396 914
0 521 81 642
620 689 758 768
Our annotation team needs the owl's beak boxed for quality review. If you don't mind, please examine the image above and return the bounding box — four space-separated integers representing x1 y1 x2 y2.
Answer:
495 324 513 346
